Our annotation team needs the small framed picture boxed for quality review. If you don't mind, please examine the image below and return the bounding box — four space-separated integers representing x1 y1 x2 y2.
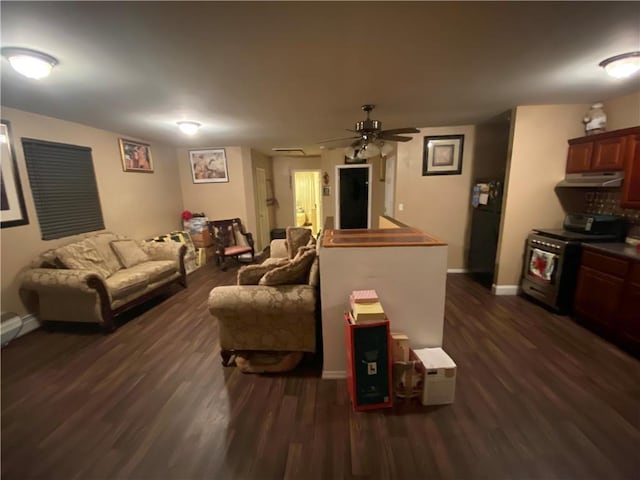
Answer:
189 148 229 183
119 138 153 173
422 134 464 176
322 185 331 196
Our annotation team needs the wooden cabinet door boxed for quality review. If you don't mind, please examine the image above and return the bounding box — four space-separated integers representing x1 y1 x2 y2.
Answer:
574 265 624 329
618 280 640 349
621 133 640 208
566 142 593 173
592 135 627 171
618 263 640 348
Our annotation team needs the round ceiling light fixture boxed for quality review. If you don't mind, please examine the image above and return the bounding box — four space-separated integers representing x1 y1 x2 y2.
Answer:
599 51 640 79
2 47 58 79
177 121 201 135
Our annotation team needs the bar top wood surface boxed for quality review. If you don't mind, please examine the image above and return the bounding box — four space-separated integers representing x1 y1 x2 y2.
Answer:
322 227 447 248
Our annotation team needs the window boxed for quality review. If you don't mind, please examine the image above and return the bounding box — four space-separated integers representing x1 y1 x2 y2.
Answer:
22 138 105 240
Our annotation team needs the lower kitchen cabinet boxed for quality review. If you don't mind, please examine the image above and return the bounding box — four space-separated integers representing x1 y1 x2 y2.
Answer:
574 248 640 353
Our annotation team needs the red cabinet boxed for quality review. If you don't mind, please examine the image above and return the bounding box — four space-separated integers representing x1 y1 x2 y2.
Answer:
566 127 639 174
621 132 640 209
345 315 393 411
574 247 640 352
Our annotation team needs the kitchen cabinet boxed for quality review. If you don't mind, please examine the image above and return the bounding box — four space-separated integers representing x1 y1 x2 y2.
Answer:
621 132 640 209
566 126 639 174
574 247 640 352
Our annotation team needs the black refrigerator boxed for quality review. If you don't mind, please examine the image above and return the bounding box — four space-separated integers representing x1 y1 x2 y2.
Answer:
467 180 503 287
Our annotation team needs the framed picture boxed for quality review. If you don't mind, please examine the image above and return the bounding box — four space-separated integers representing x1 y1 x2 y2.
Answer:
422 134 464 176
189 148 229 183
1 120 29 228
119 138 153 173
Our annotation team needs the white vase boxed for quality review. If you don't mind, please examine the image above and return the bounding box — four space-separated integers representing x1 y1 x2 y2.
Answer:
583 103 607 135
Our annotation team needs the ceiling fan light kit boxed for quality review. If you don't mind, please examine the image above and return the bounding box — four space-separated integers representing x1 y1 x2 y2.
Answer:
599 52 640 79
320 104 419 161
2 47 58 79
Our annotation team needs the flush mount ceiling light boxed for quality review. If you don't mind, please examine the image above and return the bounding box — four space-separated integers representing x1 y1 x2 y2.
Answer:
1 47 58 79
177 121 201 135
599 52 640 79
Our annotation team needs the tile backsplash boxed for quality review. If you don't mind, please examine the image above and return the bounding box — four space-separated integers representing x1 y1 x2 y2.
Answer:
584 190 640 226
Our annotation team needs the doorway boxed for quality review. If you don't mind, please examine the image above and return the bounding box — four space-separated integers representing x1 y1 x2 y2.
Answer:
255 167 270 251
336 164 372 229
292 170 322 234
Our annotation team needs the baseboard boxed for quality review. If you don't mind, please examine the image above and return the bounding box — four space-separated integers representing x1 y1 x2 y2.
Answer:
447 268 468 273
20 314 41 337
492 284 520 296
322 370 347 379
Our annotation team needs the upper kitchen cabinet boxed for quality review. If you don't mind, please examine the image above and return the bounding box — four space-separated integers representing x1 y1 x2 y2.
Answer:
621 131 640 209
566 126 639 173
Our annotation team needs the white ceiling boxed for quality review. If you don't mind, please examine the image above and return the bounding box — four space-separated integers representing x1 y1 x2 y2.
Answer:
1 2 639 156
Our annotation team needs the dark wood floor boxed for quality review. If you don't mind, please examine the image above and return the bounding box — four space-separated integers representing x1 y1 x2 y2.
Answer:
2 264 639 480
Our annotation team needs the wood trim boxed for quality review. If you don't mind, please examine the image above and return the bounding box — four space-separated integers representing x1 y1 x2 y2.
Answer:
568 126 640 144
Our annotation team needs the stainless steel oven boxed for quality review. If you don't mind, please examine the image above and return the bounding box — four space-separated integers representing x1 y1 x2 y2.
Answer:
521 214 625 313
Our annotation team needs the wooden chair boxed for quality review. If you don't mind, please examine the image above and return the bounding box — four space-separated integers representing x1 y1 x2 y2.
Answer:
208 218 255 270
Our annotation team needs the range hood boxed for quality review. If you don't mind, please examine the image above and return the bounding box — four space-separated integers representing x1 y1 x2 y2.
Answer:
556 171 624 188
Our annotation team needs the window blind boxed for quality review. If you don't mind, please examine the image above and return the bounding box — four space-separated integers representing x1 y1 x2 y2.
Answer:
22 138 105 240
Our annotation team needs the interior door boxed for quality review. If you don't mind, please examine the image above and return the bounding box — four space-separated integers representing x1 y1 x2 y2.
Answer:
255 167 270 251
337 165 370 229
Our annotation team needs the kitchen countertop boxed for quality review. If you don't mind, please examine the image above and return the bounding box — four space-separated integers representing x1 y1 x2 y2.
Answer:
583 242 640 262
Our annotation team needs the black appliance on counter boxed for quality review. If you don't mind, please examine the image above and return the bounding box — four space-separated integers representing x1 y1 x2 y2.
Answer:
521 213 626 313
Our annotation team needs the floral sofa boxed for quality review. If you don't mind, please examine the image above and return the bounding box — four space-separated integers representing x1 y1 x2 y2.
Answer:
20 232 187 332
208 228 319 365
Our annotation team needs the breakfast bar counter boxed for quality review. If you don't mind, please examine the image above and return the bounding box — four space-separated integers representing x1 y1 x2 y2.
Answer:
319 217 449 378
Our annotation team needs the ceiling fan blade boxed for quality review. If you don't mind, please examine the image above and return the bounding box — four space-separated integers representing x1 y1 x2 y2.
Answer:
378 134 414 142
379 127 420 135
317 135 360 144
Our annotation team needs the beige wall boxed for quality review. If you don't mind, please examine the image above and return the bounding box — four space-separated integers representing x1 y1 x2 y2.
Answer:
495 104 588 287
1 107 184 316
395 125 476 269
472 111 512 181
603 90 640 130
272 155 322 228
177 146 256 235
319 149 385 227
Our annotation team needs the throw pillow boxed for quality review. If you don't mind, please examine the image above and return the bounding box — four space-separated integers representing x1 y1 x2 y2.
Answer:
259 249 316 286
237 258 289 285
55 239 112 278
110 240 150 268
285 227 312 259
233 223 250 247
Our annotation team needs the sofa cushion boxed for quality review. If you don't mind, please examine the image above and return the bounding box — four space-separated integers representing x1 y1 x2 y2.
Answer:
237 258 289 285
259 249 316 286
127 260 176 284
105 270 149 300
55 239 113 278
285 227 312 259
111 240 150 268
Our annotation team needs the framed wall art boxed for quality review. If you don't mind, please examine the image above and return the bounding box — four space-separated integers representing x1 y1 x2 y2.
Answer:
1 120 29 228
422 134 464 176
119 138 153 173
189 148 229 183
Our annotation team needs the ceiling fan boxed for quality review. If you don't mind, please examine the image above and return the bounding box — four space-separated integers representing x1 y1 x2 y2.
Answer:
319 104 419 159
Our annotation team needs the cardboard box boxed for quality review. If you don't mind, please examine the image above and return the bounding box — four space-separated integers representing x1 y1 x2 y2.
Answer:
204 245 217 262
191 231 213 248
413 347 456 406
391 333 410 362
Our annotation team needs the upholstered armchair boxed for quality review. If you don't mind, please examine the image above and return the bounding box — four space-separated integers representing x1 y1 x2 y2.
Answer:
208 218 255 271
208 228 319 366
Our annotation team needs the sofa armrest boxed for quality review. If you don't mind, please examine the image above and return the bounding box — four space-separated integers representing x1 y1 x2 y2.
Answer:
21 268 105 295
270 239 288 259
208 284 316 315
